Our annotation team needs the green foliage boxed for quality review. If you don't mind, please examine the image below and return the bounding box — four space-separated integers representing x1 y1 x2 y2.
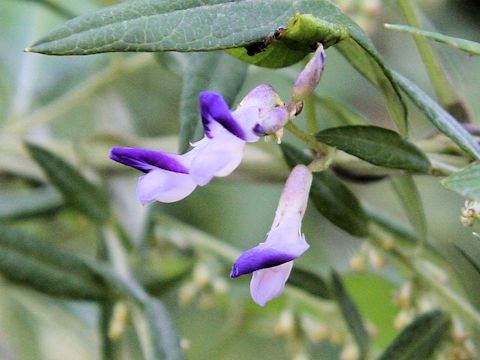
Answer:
316 125 431 173
287 267 331 299
377 310 450 360
442 161 480 200
26 142 110 223
385 24 480 56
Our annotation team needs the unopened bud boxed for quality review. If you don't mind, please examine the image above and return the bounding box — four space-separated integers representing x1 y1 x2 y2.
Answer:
340 343 359 360
461 200 480 227
396 282 412 309
368 248 386 270
108 302 128 340
301 316 330 342
394 310 414 330
180 338 191 350
274 310 296 337
292 44 326 102
193 263 210 289
350 253 367 272
417 295 435 313
178 281 198 306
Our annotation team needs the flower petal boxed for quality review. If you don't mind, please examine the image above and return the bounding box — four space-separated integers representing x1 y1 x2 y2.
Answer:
136 169 197 205
238 84 283 112
189 132 245 186
110 147 189 174
250 261 293 306
292 44 326 102
199 91 247 140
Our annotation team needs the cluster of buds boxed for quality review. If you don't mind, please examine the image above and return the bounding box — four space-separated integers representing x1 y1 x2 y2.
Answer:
178 262 228 308
460 200 480 227
349 242 387 272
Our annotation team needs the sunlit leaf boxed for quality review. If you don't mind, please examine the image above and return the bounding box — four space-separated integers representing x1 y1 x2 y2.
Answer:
393 72 480 160
331 270 370 359
385 24 480 56
178 52 248 152
26 142 110 223
377 310 450 360
281 143 370 237
316 126 430 173
441 161 480 200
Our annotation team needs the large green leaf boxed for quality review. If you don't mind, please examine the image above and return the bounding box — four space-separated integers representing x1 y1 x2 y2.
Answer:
26 142 110 223
0 186 63 220
0 226 107 300
393 72 480 160
331 271 370 359
441 161 480 200
316 126 431 173
390 176 427 240
377 310 450 360
281 143 369 237
385 24 480 56
178 52 248 152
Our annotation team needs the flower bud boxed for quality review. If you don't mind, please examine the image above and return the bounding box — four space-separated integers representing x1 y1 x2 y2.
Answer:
292 44 326 102
349 253 367 272
394 309 414 330
253 107 290 136
193 263 210 289
340 343 359 360
108 302 128 340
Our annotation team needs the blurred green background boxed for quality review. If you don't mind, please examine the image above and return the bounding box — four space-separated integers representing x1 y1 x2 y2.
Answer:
0 0 479 359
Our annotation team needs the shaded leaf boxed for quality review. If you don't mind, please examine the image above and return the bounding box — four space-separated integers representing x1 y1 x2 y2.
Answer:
455 241 480 275
331 270 370 359
281 143 369 237
26 142 110 223
393 72 480 160
178 52 248 152
287 267 331 299
441 161 480 200
377 310 450 360
0 186 63 220
0 226 107 300
316 126 430 172
391 176 427 240
385 24 480 56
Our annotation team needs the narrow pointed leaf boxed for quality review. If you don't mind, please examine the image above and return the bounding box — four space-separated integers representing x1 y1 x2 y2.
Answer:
287 267 331 299
391 176 427 240
0 186 63 220
26 142 110 223
377 310 450 360
0 226 107 300
393 72 480 160
179 52 248 152
385 24 480 56
281 143 369 237
441 161 480 200
316 125 431 173
331 270 370 359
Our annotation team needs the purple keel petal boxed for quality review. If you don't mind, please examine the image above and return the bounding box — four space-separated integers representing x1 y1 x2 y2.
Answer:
250 261 293 306
136 169 197 204
199 91 247 140
110 147 189 174
230 243 297 278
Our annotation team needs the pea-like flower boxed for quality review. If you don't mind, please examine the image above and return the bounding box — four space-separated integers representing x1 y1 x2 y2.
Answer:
291 44 326 102
110 85 288 205
230 165 313 306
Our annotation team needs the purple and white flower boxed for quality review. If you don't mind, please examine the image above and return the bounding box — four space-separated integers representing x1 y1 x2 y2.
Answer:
230 165 313 306
110 85 287 205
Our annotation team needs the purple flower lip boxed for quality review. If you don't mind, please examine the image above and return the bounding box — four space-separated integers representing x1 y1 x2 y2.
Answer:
110 147 189 174
230 247 297 278
200 91 247 141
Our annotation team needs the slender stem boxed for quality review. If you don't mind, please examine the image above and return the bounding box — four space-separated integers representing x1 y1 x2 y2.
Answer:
284 121 329 153
5 54 155 134
397 0 466 119
369 228 480 327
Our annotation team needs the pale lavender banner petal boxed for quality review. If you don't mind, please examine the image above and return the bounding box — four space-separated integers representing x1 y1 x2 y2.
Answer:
238 84 283 112
250 262 294 306
110 147 189 174
136 169 197 205
199 91 247 140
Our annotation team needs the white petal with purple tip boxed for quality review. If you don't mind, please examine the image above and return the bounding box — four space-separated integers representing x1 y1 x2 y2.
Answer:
250 261 294 306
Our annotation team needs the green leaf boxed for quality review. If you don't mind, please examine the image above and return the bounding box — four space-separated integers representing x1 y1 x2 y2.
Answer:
385 24 480 56
441 161 480 200
455 240 480 276
316 126 431 173
287 267 331 299
377 310 450 360
316 96 370 126
393 72 480 160
178 52 248 152
26 142 110 223
331 270 370 359
0 186 63 220
390 176 427 240
0 226 107 300
19 0 75 18
281 143 369 237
